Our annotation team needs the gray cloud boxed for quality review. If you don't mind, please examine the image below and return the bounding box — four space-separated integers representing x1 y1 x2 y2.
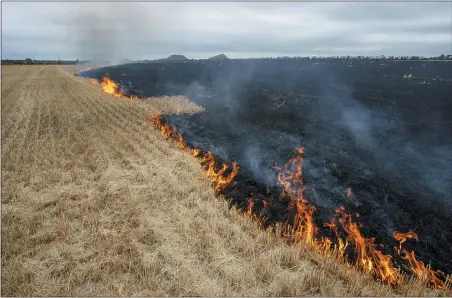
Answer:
326 2 448 22
2 2 451 60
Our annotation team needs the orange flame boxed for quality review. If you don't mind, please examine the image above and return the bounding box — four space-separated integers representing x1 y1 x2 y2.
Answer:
191 147 201 158
149 114 239 193
324 219 349 258
89 78 99 85
293 199 318 245
101 75 125 97
336 206 400 286
87 75 140 101
400 250 447 289
393 230 419 253
278 147 318 245
247 200 255 216
393 231 447 289
277 147 399 286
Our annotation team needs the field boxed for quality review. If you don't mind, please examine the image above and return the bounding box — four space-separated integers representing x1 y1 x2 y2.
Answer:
1 64 450 296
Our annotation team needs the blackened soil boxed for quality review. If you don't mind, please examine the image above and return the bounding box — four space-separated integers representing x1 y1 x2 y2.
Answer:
82 59 452 274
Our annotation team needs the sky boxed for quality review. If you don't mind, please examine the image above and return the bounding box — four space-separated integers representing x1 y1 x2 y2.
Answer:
2 2 452 61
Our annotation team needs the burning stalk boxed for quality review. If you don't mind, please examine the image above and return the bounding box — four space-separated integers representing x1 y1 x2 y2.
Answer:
277 148 400 287
335 206 400 286
86 75 139 100
277 147 318 245
149 114 239 193
101 75 125 97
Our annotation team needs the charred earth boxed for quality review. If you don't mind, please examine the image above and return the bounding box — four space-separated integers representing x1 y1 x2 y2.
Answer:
80 59 452 277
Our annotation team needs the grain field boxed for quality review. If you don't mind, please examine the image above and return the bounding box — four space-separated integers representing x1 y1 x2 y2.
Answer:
1 65 441 296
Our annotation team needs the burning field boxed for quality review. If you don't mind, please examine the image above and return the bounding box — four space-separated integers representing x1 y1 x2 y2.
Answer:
80 59 452 293
3 63 451 296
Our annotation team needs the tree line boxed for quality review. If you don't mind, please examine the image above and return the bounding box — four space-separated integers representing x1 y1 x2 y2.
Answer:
1 58 81 65
2 54 451 65
238 54 452 61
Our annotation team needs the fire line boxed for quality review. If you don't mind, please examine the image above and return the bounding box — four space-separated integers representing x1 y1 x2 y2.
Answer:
82 73 451 292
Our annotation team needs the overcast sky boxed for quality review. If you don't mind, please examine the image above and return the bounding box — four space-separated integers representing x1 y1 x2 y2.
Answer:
2 2 452 61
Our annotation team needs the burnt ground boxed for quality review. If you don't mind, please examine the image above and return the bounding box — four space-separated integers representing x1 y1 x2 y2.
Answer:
81 59 452 275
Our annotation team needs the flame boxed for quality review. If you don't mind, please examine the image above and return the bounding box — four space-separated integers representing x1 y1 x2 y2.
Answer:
393 230 419 253
247 200 255 216
87 75 140 101
400 250 447 289
346 187 353 198
293 200 317 245
278 147 317 245
273 147 451 289
101 75 125 97
278 148 399 286
335 206 400 286
191 147 201 157
149 114 239 193
318 237 333 256
393 231 447 289
336 206 373 271
324 219 349 258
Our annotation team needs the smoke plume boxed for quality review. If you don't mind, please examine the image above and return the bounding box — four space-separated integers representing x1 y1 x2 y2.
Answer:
64 3 162 65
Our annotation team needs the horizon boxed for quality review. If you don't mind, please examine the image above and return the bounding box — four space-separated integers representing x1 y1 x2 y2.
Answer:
3 53 452 62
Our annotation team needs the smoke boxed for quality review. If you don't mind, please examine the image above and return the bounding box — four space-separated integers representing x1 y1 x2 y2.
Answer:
174 60 451 206
312 74 452 204
64 3 162 65
87 59 451 206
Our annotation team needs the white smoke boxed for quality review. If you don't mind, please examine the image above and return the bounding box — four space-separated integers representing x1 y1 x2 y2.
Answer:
64 3 163 65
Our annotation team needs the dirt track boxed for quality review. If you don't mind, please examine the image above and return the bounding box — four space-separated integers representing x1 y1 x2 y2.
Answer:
1 65 441 296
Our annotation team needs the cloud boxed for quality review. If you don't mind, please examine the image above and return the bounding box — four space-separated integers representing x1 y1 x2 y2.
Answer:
2 2 451 60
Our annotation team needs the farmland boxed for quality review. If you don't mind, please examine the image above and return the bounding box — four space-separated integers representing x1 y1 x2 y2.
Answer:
1 63 450 296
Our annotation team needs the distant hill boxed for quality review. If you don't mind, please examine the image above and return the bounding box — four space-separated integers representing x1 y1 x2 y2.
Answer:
151 55 189 63
167 55 189 61
208 54 229 60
